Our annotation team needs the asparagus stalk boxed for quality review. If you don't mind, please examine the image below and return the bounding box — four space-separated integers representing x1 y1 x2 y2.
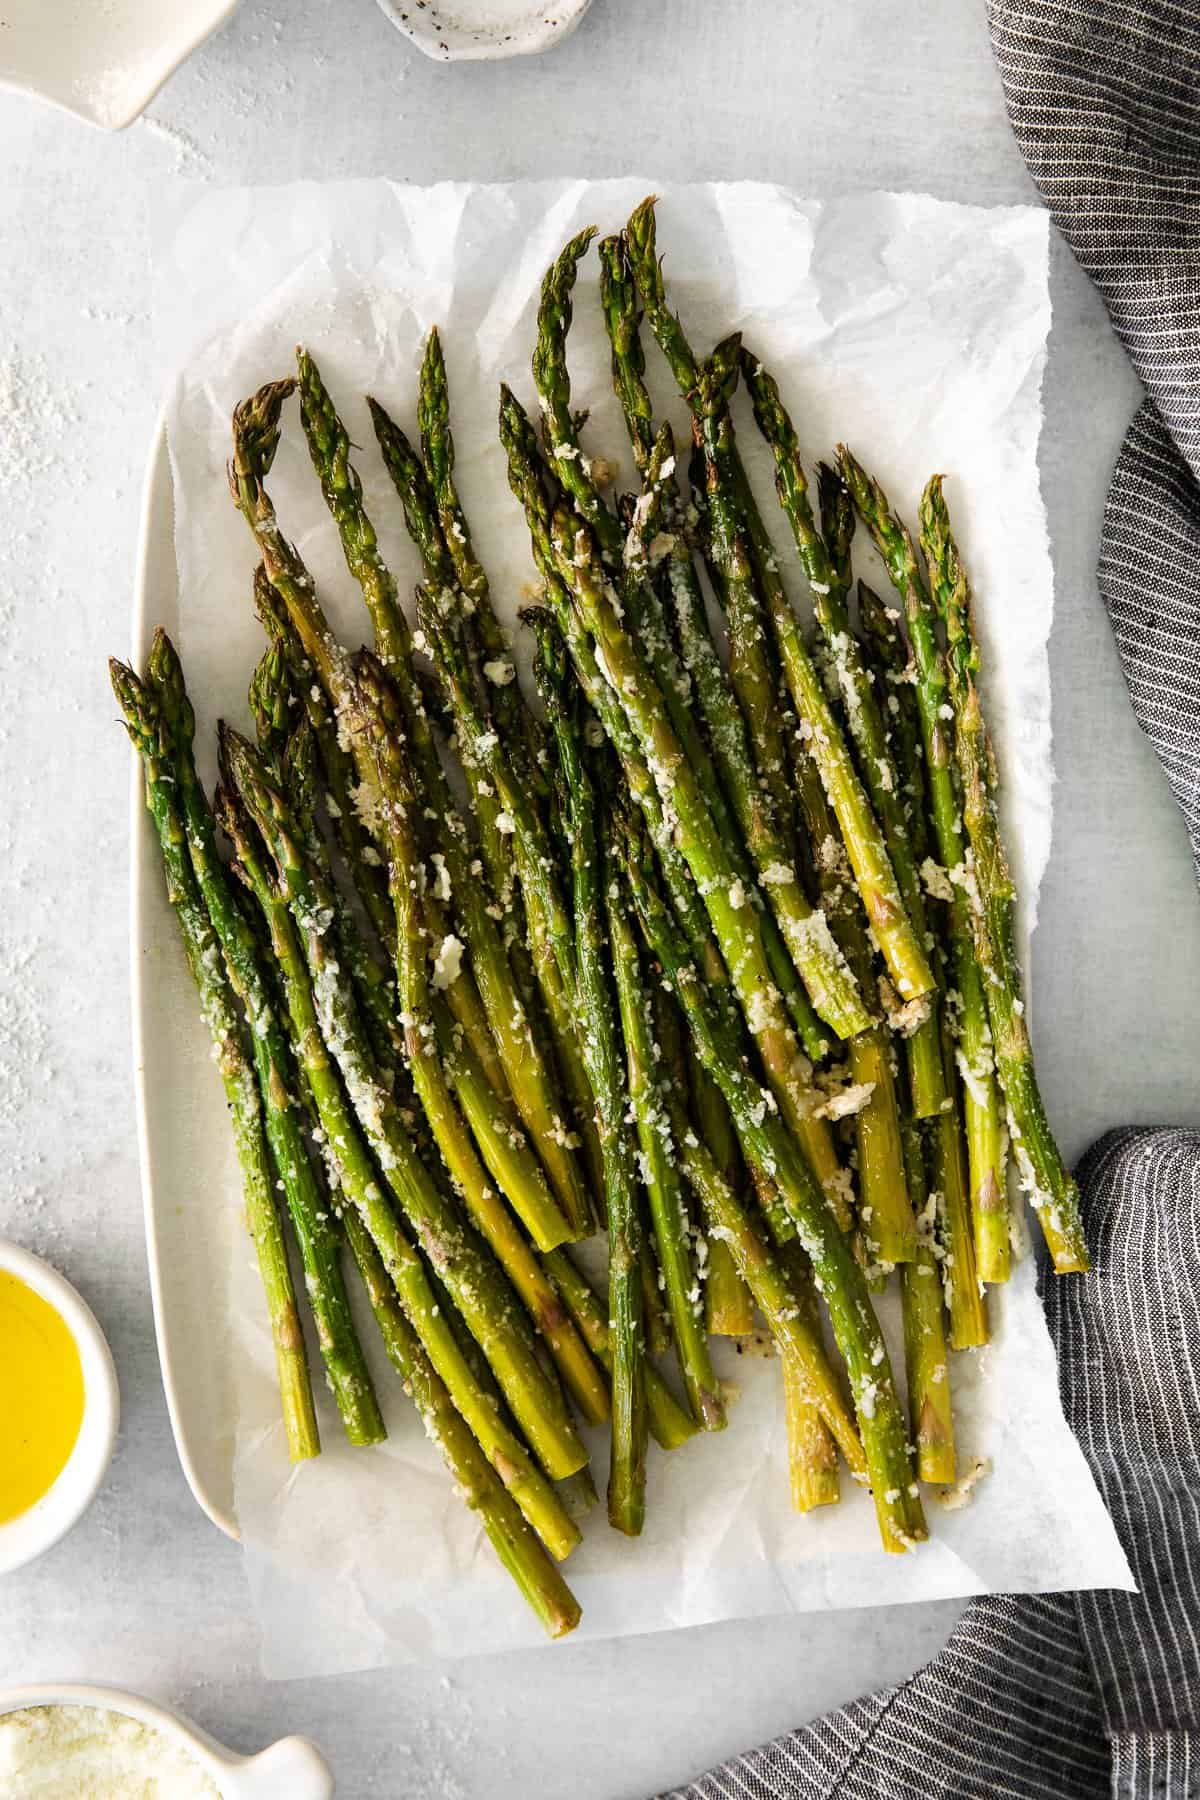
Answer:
665 1097 862 1487
742 360 947 1119
343 1207 580 1636
631 425 851 1063
364 422 603 1207
325 658 611 1418
417 330 546 787
919 478 1089 1274
232 382 513 1110
624 200 934 1007
110 659 319 1462
734 1152 843 1506
618 811 925 1552
270 954 583 1632
654 987 755 1338
546 660 648 1537
689 354 816 900
547 230 829 1066
223 725 590 1487
216 775 580 1559
858 586 989 1349
297 349 572 1136
251 567 397 950
608 871 726 1432
780 1253 842 1511
147 634 386 1448
499 389 844 1215
899 1112 957 1485
547 231 858 1058
248 649 403 1079
367 394 522 926
533 226 627 566
838 449 1011 1284
790 740 917 1265
597 233 655 475
542 1249 698 1453
254 367 592 1240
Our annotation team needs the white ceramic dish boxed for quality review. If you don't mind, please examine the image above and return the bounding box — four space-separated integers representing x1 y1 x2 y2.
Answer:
0 0 239 131
0 1242 119 1576
374 0 593 61
130 414 240 1541
0 1684 332 1798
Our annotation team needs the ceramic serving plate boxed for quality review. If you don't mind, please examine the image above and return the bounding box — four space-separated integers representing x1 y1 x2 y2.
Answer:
129 416 241 1540
0 1684 332 1798
0 0 238 130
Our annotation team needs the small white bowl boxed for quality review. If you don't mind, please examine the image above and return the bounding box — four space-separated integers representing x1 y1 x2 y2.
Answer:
374 0 594 61
0 0 239 131
0 1242 119 1576
0 1685 333 1799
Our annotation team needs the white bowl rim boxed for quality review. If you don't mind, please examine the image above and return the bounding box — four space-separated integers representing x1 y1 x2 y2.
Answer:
374 0 593 62
0 1683 333 1798
0 1241 119 1575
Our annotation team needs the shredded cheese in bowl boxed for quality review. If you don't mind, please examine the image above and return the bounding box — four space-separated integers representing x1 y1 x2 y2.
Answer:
0 1704 220 1798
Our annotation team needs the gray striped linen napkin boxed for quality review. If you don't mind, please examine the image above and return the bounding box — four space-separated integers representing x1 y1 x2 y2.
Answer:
656 2 1200 1795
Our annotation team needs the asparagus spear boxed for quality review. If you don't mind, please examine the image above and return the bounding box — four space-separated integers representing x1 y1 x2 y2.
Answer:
222 725 590 1488
742 360 947 1120
533 226 628 565
654 986 755 1338
618 810 926 1552
251 567 397 950
545 659 648 1537
837 449 1011 1285
631 425 855 1062
780 1253 842 1511
296 347 568 1101
597 233 655 475
248 368 592 1240
110 658 319 1462
899 1112 956 1485
624 200 935 1006
248 648 403 1079
323 659 608 1424
548 231 827 1066
499 389 844 1213
232 384 506 1093
266 943 583 1633
919 478 1089 1274
594 263 854 1243
147 633 386 1448
342 1208 580 1636
366 415 603 1210
544 231 859 1058
417 330 546 787
859 586 989 1349
690 353 814 892
608 870 726 1432
663 1089 863 1486
367 395 523 929
216 775 579 1560
790 738 917 1265
541 1249 698 1453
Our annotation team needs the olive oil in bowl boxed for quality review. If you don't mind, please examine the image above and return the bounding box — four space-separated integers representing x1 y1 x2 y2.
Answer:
0 1268 86 1523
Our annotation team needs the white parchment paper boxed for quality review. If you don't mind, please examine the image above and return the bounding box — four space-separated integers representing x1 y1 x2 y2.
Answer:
150 179 1133 1676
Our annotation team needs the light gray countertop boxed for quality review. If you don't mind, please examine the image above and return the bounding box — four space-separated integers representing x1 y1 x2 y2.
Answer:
2 3 1197 1794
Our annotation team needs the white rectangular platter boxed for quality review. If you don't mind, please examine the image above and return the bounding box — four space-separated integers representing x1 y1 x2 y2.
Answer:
132 178 1129 1670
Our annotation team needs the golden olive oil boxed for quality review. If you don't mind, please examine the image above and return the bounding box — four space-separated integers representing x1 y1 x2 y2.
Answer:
0 1269 85 1522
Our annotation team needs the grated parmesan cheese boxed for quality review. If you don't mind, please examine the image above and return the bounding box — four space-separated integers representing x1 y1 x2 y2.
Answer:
0 1706 219 1797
